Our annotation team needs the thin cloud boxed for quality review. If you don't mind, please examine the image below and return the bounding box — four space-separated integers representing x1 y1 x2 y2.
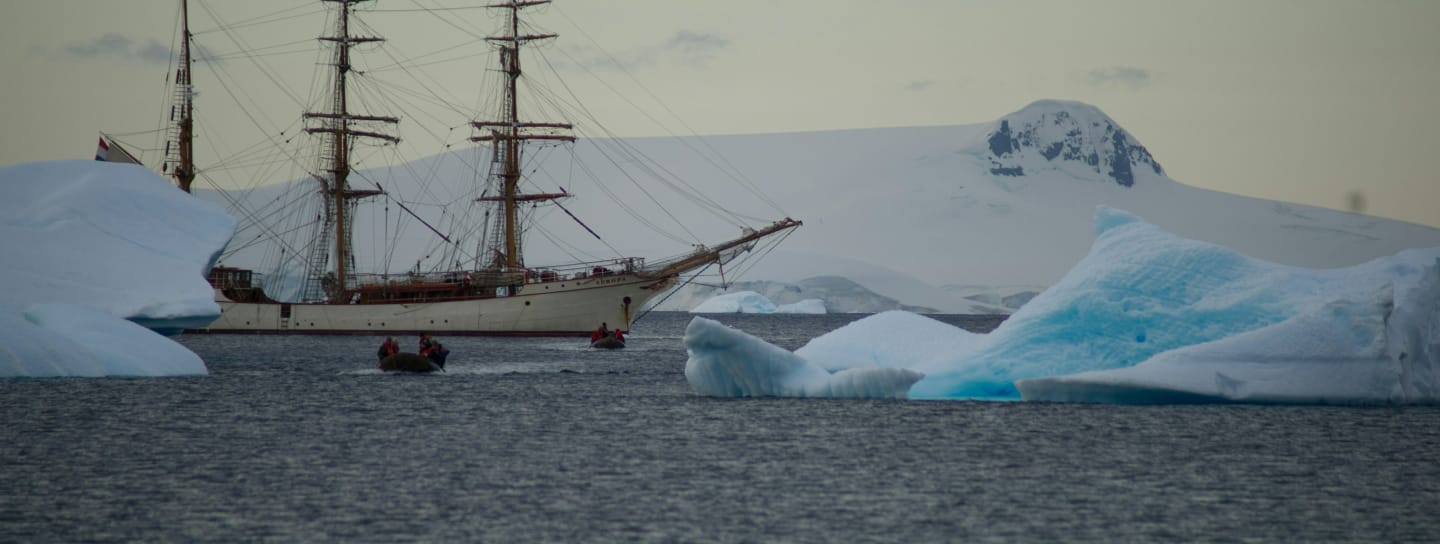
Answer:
664 31 729 68
138 42 172 64
61 33 166 65
556 30 730 72
905 80 936 92
556 43 650 72
52 33 218 65
1088 66 1151 89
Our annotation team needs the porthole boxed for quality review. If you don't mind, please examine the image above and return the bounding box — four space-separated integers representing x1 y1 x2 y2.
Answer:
525 301 531 306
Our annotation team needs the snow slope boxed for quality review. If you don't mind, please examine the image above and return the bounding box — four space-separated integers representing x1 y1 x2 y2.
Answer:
200 99 1440 310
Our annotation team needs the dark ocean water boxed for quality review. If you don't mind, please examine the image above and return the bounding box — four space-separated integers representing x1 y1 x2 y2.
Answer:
2 312 1439 543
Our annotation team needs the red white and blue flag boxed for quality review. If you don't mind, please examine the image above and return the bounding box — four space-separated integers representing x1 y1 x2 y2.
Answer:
95 133 143 165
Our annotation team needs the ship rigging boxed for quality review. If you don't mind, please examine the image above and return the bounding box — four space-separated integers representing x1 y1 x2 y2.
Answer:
101 0 799 334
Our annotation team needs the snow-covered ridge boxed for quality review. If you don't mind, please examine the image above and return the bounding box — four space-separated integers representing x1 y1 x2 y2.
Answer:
984 99 1165 187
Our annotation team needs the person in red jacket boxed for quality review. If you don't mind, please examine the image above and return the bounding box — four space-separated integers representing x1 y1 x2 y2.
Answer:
376 337 399 361
590 323 610 343
419 333 449 368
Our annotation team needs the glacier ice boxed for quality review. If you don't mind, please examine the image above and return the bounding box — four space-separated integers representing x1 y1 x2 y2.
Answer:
0 161 234 378
682 207 1440 404
684 317 922 398
689 290 826 314
1 304 208 378
794 310 984 373
1015 257 1440 404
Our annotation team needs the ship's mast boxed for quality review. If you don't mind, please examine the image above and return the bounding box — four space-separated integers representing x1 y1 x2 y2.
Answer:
471 0 574 271
304 0 397 302
165 0 195 193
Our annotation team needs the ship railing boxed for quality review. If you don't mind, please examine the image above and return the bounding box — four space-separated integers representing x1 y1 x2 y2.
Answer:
342 257 644 291
349 270 525 290
206 266 256 289
521 257 644 284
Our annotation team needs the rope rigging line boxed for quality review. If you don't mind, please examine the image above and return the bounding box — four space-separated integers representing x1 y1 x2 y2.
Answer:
631 262 716 325
567 154 693 245
195 1 308 109
197 172 310 270
191 3 321 36
549 5 787 217
516 65 713 243
396 0 491 42
530 49 753 230
529 41 769 220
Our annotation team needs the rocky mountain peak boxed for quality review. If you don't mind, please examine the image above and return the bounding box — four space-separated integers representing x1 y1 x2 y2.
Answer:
984 100 1164 187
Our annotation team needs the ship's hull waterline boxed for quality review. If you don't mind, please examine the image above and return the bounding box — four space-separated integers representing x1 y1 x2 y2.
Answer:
194 273 675 336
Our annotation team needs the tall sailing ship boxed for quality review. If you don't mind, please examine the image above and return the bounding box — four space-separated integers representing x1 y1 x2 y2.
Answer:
102 0 799 335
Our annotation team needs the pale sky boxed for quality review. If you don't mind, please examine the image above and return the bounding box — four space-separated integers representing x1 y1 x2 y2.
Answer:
2 0 1437 228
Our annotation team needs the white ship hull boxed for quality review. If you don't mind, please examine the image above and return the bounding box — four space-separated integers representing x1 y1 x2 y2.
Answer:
197 272 675 335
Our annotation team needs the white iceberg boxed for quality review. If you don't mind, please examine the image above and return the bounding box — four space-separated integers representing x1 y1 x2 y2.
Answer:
1 304 208 378
683 207 1440 404
684 316 922 398
689 291 826 314
0 160 235 378
776 299 826 314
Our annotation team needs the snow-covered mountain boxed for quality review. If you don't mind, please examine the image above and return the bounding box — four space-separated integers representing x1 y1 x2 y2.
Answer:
984 99 1165 187
708 99 1440 306
941 284 1045 311
203 100 1440 314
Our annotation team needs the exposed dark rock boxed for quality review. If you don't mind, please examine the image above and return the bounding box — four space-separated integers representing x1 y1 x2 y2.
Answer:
988 120 1015 156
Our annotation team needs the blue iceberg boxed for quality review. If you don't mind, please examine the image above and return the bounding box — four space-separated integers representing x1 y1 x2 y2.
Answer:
683 208 1440 404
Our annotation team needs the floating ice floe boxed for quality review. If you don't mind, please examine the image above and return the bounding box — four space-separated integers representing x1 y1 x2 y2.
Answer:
683 207 1440 404
0 160 234 378
689 291 826 314
684 316 922 398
